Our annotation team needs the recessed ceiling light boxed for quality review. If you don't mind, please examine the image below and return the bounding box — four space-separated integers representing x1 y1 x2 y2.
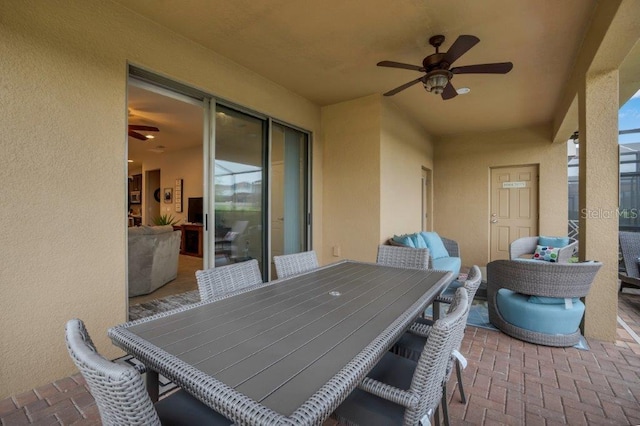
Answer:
145 134 155 139
127 159 133 163
456 87 471 95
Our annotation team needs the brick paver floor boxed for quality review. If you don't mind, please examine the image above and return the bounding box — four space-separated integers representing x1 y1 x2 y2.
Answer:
2 293 639 425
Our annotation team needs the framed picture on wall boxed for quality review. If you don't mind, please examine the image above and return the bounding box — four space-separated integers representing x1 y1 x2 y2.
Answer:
130 191 141 204
163 188 172 203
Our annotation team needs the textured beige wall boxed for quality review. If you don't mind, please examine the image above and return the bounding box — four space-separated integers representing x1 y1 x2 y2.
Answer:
434 125 568 267
321 95 381 263
0 0 321 397
380 100 434 242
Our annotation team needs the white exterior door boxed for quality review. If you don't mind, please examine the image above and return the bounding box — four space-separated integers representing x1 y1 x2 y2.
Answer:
490 165 539 260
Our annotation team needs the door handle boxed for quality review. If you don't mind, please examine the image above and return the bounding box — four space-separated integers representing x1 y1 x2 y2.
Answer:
490 219 498 223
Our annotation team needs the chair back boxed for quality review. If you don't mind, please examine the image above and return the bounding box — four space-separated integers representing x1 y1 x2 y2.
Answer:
273 250 319 279
463 265 483 301
509 236 578 263
376 245 430 270
407 288 470 424
64 319 161 426
620 231 640 279
487 260 601 299
196 259 263 301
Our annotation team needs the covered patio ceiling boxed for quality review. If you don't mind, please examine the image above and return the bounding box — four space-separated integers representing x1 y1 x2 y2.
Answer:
115 0 639 138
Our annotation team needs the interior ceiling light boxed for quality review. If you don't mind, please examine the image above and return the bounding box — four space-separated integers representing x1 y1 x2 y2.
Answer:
456 87 470 95
422 70 452 95
145 134 155 139
127 159 133 163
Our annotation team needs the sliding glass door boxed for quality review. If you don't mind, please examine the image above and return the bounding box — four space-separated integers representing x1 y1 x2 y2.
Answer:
213 105 266 272
270 122 309 279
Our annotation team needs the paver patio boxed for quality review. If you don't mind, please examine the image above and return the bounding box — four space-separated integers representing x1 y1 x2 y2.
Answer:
1 292 639 425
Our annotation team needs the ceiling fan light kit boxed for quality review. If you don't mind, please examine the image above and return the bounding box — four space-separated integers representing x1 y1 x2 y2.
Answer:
423 70 452 95
377 34 513 100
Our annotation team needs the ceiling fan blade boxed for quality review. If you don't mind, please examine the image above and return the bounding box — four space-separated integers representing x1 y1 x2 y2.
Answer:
451 62 513 74
619 128 640 135
128 125 159 132
128 130 147 140
441 82 458 100
383 76 425 96
377 60 425 72
443 35 480 66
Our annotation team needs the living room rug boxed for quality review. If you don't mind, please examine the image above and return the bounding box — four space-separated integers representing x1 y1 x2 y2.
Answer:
128 290 200 321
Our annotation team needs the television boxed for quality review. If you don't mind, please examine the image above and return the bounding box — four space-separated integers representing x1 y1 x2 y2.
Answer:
188 197 203 224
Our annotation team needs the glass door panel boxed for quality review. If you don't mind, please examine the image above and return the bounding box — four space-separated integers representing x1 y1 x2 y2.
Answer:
214 105 266 275
270 123 309 279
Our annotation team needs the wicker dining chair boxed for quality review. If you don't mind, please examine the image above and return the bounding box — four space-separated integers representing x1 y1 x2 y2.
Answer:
392 266 482 426
619 231 640 291
196 259 263 301
376 245 430 270
332 289 470 426
273 250 319 279
64 319 231 426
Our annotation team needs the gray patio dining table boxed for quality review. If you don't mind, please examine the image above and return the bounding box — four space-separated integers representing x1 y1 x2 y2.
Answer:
108 260 452 425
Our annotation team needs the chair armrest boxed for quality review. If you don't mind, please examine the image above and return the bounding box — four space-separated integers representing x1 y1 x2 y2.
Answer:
358 377 419 409
408 321 433 338
133 363 148 374
557 240 578 263
509 237 539 260
440 237 459 258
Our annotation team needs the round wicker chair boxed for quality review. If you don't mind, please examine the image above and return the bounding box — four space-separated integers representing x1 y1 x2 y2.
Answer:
486 260 601 347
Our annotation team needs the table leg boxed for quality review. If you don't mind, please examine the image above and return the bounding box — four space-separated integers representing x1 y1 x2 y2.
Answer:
146 370 159 402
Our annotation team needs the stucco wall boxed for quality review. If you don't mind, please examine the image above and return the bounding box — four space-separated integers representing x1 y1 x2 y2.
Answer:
0 0 321 397
380 100 435 241
434 125 568 267
321 95 381 263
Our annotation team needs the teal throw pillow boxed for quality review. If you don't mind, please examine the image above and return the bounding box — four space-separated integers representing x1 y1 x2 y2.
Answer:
538 236 570 248
393 234 415 248
411 233 428 249
420 232 449 259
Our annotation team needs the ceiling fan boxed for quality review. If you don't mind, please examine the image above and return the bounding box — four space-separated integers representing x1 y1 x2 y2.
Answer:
377 34 513 100
128 124 159 141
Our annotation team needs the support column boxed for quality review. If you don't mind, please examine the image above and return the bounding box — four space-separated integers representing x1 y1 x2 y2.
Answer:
578 70 619 342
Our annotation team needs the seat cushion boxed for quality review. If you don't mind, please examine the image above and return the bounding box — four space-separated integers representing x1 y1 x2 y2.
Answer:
393 330 428 362
420 232 450 259
432 257 461 276
496 289 585 335
332 352 417 426
155 389 231 425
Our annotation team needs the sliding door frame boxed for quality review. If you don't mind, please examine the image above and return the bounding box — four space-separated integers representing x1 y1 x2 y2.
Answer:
128 65 312 282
